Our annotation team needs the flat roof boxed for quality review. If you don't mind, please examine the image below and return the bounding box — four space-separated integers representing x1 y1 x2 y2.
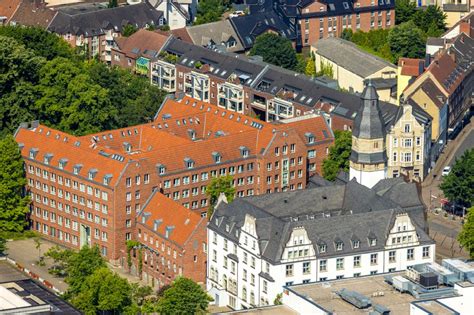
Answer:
412 300 456 315
219 305 298 315
0 286 31 310
290 272 418 314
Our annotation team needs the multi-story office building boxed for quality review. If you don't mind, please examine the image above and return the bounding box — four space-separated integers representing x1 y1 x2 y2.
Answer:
15 95 333 264
207 178 434 310
47 3 164 62
134 190 207 287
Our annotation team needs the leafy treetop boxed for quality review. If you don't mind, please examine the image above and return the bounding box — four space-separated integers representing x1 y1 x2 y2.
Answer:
250 33 298 71
322 130 352 181
440 149 474 208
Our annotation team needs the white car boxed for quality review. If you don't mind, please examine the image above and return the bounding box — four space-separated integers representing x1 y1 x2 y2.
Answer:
442 166 451 176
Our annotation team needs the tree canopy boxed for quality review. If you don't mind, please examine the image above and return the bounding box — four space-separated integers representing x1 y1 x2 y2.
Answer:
0 26 166 137
322 130 352 181
440 149 474 208
250 33 298 71
458 206 474 259
0 135 30 233
194 0 226 25
206 175 235 218
388 21 426 60
395 0 417 24
156 277 213 314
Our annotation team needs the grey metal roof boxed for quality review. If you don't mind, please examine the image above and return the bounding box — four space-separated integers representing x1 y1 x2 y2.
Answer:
314 38 396 78
351 82 386 140
186 20 244 53
48 3 163 36
210 179 431 264
349 151 387 164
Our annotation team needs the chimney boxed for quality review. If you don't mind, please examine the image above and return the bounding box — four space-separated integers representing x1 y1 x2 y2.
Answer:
424 54 431 70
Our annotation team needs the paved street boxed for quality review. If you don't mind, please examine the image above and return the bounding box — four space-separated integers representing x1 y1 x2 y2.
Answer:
420 119 473 261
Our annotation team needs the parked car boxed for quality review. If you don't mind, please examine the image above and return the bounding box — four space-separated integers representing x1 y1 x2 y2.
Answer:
442 166 451 176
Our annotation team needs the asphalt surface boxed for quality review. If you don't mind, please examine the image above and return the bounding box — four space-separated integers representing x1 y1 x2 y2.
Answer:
448 129 474 165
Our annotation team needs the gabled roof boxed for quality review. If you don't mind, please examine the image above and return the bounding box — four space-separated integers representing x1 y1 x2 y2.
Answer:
210 179 431 263
186 20 244 52
229 10 296 49
398 58 425 77
138 190 204 246
314 38 396 78
0 0 21 22
48 3 163 36
113 29 170 59
9 0 56 27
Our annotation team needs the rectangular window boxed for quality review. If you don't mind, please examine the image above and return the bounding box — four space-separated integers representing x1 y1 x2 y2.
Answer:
370 253 378 265
353 256 361 267
319 260 327 272
303 262 310 274
285 264 294 276
422 246 430 258
336 258 344 270
389 250 396 263
407 248 414 260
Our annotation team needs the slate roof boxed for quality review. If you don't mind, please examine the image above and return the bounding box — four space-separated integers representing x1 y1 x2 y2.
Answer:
186 20 244 53
352 82 386 139
210 179 431 263
387 100 432 130
314 38 396 78
48 2 163 36
229 10 296 49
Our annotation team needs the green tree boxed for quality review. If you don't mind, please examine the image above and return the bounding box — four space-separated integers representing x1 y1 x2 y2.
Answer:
440 149 474 208
395 0 416 24
65 245 106 297
194 0 225 25
322 130 352 181
317 60 334 78
458 207 474 258
0 237 7 256
305 57 316 77
341 29 353 41
34 238 42 261
413 5 446 34
0 26 74 60
122 24 138 37
73 268 132 314
0 135 30 232
206 175 235 218
156 277 212 314
250 33 298 71
44 245 74 276
388 21 425 61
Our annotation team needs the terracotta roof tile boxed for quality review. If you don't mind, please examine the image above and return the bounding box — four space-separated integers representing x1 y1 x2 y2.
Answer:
9 1 56 27
170 27 193 43
398 58 424 77
0 0 21 21
15 125 126 186
138 191 204 246
114 29 170 59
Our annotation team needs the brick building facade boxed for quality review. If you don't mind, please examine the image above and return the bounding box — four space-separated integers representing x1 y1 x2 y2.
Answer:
15 95 333 265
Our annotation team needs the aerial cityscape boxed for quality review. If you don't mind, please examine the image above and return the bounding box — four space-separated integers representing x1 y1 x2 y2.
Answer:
0 0 472 314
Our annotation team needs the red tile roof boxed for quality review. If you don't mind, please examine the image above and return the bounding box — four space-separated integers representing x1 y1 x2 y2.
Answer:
15 124 126 186
114 29 170 59
138 191 204 246
0 0 21 22
170 27 192 43
9 1 56 27
398 58 424 77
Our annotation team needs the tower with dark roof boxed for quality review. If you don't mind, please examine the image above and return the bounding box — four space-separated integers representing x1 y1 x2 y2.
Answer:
349 81 387 188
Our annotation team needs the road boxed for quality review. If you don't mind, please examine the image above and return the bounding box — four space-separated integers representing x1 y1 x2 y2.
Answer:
447 129 474 165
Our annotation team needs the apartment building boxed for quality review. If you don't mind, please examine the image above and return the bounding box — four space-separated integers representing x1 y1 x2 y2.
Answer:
207 178 434 310
14 95 333 264
134 190 207 287
47 3 164 62
289 0 396 47
404 33 473 137
111 29 171 76
417 0 473 28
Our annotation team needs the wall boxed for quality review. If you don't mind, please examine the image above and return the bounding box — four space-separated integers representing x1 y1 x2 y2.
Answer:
282 287 329 315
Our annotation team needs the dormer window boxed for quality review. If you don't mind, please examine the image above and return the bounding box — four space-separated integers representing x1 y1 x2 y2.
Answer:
305 132 315 144
239 146 249 158
187 129 196 140
184 158 194 169
353 240 360 249
319 244 326 253
336 242 343 251
123 142 131 153
212 152 222 164
88 169 98 180
73 164 83 175
44 153 53 165
29 148 39 159
58 158 68 170
156 164 166 175
103 174 112 186
370 238 377 246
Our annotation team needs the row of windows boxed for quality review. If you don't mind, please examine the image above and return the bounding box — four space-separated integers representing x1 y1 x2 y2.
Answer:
32 206 108 228
125 174 150 187
27 166 109 201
